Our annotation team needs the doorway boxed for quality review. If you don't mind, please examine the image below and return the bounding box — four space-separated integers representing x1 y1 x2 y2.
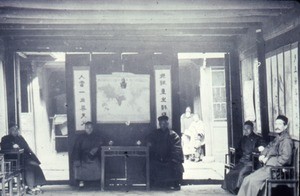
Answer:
15 52 69 181
178 53 228 181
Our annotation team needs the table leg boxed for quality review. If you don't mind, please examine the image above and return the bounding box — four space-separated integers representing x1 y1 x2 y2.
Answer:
101 151 105 191
146 150 150 191
125 155 128 187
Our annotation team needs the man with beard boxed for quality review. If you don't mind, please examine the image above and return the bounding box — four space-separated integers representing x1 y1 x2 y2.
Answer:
237 115 293 196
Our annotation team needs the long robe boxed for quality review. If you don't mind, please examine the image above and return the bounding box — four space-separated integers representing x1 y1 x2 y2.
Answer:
186 120 205 159
1 134 46 188
72 132 103 181
222 133 265 194
147 128 184 187
180 114 194 155
237 131 293 196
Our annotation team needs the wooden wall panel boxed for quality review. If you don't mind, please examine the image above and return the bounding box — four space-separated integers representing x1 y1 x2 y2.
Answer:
265 42 299 139
277 49 285 115
266 57 273 132
240 56 254 122
284 45 293 132
291 43 299 138
271 54 279 125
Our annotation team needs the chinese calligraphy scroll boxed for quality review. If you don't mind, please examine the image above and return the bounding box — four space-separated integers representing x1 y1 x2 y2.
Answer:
154 66 172 128
73 67 91 131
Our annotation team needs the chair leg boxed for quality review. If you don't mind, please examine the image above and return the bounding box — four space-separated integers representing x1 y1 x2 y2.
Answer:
17 174 21 195
267 182 271 196
1 181 5 196
9 179 13 196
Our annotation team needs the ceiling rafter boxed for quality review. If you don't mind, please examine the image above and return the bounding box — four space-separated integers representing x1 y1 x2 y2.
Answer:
0 23 262 30
0 8 287 20
0 0 296 11
0 16 271 25
0 28 248 37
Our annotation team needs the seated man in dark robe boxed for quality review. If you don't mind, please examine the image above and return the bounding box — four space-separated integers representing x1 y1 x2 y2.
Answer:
72 121 103 188
238 115 293 196
1 124 46 194
222 121 265 194
147 115 184 190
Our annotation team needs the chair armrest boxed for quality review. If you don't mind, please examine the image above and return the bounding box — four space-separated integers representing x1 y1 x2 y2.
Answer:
225 154 229 164
270 166 294 170
251 152 261 171
229 147 236 153
270 166 296 180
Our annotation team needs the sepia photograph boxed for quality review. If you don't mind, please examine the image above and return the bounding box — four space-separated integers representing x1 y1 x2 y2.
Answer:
0 0 299 195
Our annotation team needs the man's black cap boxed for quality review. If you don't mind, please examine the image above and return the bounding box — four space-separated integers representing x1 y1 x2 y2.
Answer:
244 120 254 128
158 115 169 121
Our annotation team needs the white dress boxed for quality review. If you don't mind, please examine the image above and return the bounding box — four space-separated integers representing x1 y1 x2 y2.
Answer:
180 114 194 155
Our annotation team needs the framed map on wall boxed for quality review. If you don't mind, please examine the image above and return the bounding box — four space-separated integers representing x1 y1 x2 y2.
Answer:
96 73 150 123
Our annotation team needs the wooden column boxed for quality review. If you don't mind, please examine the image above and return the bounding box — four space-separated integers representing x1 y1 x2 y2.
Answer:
65 53 91 185
225 53 233 147
226 49 243 148
256 29 269 140
4 49 17 125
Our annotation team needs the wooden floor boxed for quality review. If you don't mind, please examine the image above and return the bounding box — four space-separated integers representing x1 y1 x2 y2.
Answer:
40 185 232 196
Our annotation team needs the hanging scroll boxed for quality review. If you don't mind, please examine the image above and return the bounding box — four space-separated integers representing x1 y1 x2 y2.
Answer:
154 66 172 128
73 67 91 131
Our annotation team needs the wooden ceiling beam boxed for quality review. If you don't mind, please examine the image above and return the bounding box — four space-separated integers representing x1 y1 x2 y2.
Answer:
0 9 286 20
0 16 270 24
0 28 248 37
0 0 296 11
6 38 234 53
6 35 235 42
0 23 261 30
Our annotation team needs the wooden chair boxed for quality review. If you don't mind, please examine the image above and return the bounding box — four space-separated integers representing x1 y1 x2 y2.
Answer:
0 149 25 196
224 147 237 177
265 147 299 196
0 154 14 196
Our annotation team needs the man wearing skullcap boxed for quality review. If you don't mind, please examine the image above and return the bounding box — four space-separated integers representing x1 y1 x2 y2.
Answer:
1 124 46 194
222 120 265 194
72 121 103 188
147 115 184 190
238 115 293 196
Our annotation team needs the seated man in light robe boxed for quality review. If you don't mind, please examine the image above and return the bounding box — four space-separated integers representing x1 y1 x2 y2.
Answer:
72 122 103 188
